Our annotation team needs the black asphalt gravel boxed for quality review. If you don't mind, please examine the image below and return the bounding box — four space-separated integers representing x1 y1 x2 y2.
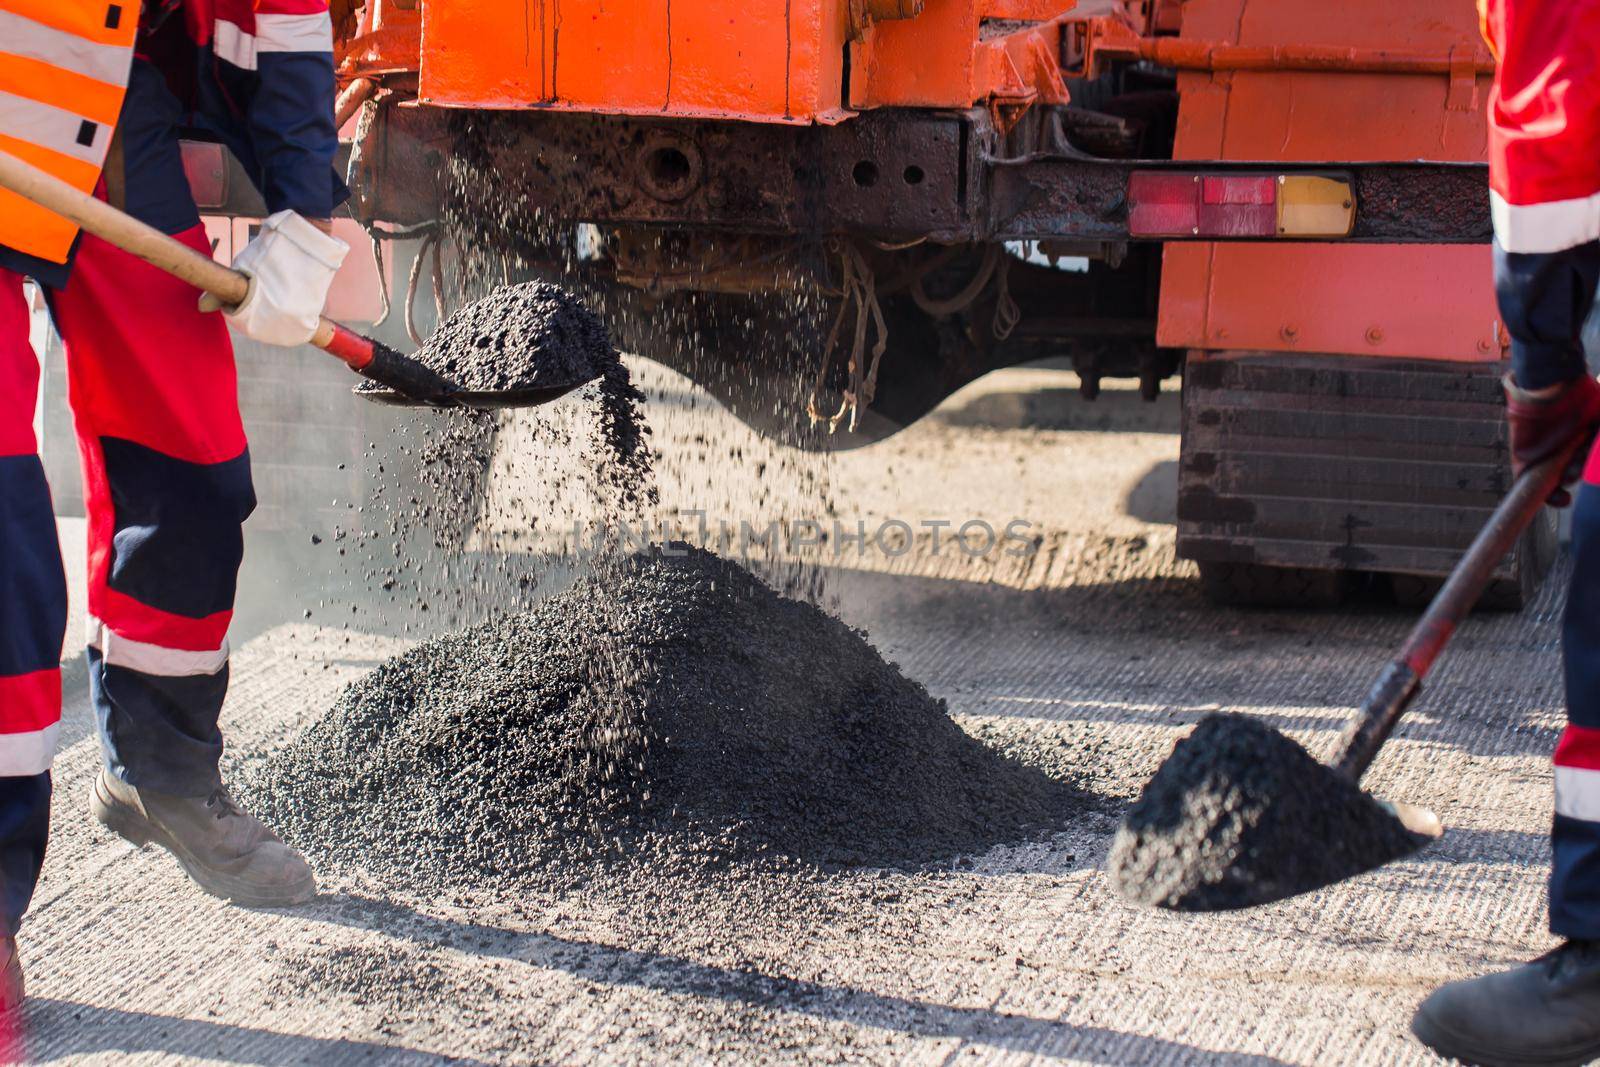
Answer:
245 545 1087 892
359 281 616 395
593 362 655 517
1105 713 1429 911
350 279 653 592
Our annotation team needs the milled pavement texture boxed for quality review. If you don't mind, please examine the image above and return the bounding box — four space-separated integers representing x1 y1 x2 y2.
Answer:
22 363 1564 1064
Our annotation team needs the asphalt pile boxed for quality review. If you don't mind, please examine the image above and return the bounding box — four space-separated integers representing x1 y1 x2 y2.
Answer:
358 280 614 395
246 545 1081 890
1106 713 1427 910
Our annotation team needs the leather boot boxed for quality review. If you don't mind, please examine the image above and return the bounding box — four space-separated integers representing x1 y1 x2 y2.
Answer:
90 770 315 907
1412 940 1600 1066
0 937 22 1012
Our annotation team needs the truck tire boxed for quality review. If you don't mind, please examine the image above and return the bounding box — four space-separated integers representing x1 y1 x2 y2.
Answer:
1390 505 1558 613
1198 561 1348 608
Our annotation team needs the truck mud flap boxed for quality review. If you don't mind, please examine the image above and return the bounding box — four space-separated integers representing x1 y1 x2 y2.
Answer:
1176 352 1556 608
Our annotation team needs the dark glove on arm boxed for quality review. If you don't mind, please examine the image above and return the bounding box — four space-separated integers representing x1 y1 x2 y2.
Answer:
1504 373 1600 507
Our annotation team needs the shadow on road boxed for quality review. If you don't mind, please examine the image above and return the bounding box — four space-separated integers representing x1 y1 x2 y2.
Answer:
933 386 1180 435
23 997 488 1065
1124 459 1178 525
306 892 1293 1066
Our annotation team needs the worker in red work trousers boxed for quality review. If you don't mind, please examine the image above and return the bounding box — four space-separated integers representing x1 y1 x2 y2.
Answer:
1410 2 1600 1064
0 0 348 1016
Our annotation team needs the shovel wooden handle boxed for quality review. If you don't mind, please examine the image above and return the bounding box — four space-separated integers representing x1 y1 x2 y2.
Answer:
0 147 371 370
0 148 247 302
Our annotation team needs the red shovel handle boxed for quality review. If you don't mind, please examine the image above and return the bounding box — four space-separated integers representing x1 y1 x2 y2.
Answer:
313 318 459 404
313 318 377 370
1334 439 1584 780
1397 442 1579 674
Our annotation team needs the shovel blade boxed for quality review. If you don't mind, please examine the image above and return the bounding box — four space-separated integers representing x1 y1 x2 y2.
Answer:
1107 713 1434 912
355 381 591 409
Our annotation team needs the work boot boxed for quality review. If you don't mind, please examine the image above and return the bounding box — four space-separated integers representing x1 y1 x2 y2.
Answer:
1412 940 1600 1066
90 770 315 907
0 937 22 1012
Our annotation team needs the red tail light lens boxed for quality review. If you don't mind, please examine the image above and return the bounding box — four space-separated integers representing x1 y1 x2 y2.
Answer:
1128 173 1201 236
1200 176 1275 236
1130 172 1279 238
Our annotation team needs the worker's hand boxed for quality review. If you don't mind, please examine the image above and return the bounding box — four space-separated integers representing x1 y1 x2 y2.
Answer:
200 210 348 347
1505 373 1600 507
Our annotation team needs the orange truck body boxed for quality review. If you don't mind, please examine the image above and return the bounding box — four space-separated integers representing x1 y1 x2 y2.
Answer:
343 0 1500 366
307 0 1535 603
1157 0 1498 363
408 1 1071 122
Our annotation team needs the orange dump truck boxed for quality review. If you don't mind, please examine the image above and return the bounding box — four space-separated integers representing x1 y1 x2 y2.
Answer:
311 0 1521 605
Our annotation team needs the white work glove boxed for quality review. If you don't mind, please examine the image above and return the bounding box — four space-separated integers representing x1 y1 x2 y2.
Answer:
200 210 349 347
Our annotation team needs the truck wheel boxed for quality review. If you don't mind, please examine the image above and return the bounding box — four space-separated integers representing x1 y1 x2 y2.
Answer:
1390 506 1558 613
1391 573 1531 612
1197 561 1347 608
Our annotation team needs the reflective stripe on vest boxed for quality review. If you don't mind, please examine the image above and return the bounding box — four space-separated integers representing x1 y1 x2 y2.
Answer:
0 90 111 164
0 9 133 84
4 0 140 48
0 1 135 264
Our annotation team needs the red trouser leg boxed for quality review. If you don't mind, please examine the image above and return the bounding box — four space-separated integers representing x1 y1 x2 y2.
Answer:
0 268 65 934
51 226 256 796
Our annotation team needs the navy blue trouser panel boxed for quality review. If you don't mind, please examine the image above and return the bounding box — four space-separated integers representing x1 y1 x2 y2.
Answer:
0 457 66 678
89 649 228 797
0 458 64 937
100 437 255 620
1554 481 1600 938
0 775 50 938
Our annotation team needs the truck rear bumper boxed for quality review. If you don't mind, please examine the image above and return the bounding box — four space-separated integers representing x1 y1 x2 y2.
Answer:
352 104 1491 245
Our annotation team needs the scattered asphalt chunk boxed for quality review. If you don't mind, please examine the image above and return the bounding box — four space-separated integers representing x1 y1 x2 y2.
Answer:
245 545 1087 893
273 944 455 1008
1106 713 1428 911
593 362 655 516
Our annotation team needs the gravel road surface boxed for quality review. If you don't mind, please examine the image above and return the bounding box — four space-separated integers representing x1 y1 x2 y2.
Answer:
21 363 1562 1065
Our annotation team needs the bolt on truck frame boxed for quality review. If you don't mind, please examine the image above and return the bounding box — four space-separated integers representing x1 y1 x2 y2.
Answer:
307 0 1520 607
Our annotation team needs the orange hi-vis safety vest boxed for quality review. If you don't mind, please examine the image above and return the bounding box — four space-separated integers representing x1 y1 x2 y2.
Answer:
0 0 138 264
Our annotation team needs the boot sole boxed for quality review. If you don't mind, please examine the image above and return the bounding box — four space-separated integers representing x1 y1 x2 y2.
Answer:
1413 1009 1600 1067
90 777 316 909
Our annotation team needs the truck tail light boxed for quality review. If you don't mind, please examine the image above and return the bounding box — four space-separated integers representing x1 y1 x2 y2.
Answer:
1276 175 1356 238
1128 172 1355 238
1126 173 1204 236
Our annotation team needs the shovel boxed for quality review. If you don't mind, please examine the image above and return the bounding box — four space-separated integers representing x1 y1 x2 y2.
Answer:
0 148 597 408
1108 439 1580 912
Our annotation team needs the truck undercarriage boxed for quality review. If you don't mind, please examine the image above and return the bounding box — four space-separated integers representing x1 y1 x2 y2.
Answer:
343 93 1490 444
163 0 1530 607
